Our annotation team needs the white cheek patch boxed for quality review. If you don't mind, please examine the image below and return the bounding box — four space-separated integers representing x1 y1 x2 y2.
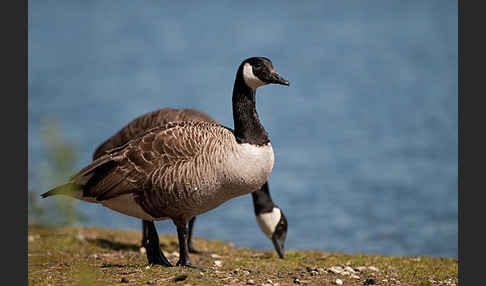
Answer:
256 207 281 239
243 63 267 89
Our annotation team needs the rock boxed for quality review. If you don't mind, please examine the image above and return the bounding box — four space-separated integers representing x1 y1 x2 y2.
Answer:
75 233 85 241
344 266 355 273
334 279 343 285
139 247 146 254
214 260 222 267
310 270 318 276
351 274 360 279
329 266 344 274
173 274 188 282
293 278 301 284
354 266 367 272
199 272 204 278
242 270 250 275
247 279 256 285
266 279 273 284
145 265 150 270
121 277 129 283
363 278 376 285
367 266 379 272
211 254 222 258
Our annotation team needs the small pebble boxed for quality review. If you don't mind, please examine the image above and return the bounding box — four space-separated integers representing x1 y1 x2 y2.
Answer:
351 274 360 279
214 260 222 267
145 265 150 270
173 274 188 282
242 270 250 275
211 253 222 258
139 247 147 254
310 270 318 276
247 279 256 285
363 278 376 285
344 266 355 273
355 266 367 272
293 278 301 284
121 277 129 283
329 266 344 274
367 266 379 272
334 279 343 285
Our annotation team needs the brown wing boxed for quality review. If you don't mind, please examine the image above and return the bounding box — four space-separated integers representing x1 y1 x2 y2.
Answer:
93 108 218 160
74 121 232 203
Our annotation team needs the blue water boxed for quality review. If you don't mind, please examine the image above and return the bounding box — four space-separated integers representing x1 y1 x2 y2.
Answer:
28 1 457 258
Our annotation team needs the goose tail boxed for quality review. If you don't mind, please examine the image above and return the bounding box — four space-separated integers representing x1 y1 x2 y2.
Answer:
40 183 83 199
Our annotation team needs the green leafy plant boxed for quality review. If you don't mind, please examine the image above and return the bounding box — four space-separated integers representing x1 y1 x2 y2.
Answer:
28 118 88 226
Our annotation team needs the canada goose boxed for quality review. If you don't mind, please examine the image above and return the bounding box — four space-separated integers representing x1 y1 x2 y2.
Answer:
41 57 289 269
92 108 288 261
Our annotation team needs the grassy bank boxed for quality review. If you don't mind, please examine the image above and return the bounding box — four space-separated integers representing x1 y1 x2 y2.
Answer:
28 225 457 286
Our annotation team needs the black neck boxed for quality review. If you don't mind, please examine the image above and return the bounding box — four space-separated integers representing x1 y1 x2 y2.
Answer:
232 71 270 146
251 182 275 215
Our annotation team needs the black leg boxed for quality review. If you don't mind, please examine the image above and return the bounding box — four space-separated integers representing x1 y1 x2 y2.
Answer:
142 220 173 267
175 221 204 270
187 217 203 254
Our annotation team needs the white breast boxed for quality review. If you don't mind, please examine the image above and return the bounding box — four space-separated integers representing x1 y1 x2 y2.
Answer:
256 207 281 238
222 142 274 198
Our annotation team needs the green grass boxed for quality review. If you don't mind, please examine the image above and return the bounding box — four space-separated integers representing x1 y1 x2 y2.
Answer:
28 225 458 286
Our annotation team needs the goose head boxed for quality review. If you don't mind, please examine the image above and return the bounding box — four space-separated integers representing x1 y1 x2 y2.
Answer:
239 57 290 89
256 206 288 259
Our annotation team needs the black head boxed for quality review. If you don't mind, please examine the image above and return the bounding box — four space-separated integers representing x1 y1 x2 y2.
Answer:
238 57 290 89
271 209 288 259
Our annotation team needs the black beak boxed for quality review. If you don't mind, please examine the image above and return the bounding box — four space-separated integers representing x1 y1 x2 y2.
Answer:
270 72 290 86
272 233 286 259
271 212 288 259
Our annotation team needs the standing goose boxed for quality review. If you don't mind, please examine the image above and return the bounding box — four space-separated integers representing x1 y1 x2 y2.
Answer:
92 108 288 261
41 57 289 269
